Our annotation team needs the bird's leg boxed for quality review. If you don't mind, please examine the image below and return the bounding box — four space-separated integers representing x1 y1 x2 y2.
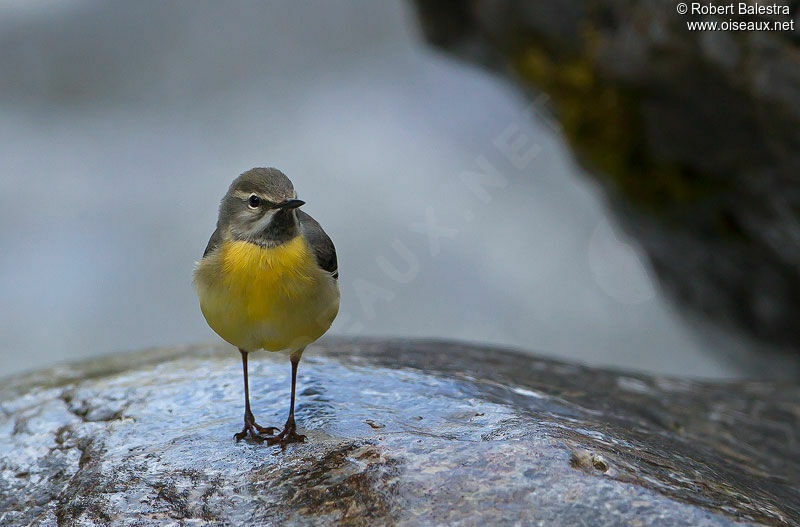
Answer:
234 349 278 442
267 356 307 448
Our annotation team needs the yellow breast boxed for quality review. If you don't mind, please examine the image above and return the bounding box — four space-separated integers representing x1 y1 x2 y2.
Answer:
193 236 339 352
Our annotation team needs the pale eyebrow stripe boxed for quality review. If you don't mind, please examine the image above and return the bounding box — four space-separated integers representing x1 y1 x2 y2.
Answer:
232 190 268 201
231 189 296 202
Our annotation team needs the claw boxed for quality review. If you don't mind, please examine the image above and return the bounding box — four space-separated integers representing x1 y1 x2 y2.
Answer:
255 424 280 435
265 422 306 449
234 411 278 443
234 422 265 442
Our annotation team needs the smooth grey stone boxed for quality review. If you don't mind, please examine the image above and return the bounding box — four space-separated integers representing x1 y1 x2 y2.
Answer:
1 338 798 526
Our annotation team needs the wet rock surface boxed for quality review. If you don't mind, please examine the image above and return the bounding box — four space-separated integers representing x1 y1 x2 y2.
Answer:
1 337 798 526
412 0 800 363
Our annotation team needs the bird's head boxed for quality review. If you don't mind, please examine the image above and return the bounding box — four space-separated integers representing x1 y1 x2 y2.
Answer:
218 167 305 246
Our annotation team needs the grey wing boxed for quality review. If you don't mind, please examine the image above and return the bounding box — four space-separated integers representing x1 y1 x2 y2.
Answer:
203 227 223 258
298 211 338 279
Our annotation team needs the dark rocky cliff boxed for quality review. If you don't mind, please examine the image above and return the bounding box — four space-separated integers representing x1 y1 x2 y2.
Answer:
412 0 800 361
1 338 798 525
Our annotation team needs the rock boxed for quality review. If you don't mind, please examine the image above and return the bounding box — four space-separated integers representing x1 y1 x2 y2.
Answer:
0 338 798 526
411 0 800 362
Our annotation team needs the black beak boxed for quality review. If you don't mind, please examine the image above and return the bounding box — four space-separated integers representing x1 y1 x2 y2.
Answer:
277 199 305 210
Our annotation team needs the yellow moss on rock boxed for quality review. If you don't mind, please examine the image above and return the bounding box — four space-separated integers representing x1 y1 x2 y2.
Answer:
513 39 722 212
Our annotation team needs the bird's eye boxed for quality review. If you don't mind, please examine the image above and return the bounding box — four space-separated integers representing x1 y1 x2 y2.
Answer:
248 195 261 208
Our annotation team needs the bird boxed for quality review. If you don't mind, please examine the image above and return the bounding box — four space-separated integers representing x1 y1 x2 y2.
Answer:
193 168 339 446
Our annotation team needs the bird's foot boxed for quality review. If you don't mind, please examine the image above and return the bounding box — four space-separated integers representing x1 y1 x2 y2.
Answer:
234 423 261 442
234 414 280 442
254 423 280 435
265 421 306 449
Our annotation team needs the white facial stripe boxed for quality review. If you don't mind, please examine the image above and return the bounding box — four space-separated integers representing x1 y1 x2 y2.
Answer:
244 208 278 237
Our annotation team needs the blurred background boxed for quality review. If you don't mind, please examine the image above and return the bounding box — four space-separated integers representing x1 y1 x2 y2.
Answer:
1 0 797 379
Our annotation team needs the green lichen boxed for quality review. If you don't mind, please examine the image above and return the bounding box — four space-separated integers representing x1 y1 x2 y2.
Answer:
512 35 724 212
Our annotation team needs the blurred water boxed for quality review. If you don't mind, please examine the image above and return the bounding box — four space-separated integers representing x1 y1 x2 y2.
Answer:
0 1 743 378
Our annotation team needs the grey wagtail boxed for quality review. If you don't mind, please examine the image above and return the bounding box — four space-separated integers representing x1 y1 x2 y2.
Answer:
193 168 339 445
